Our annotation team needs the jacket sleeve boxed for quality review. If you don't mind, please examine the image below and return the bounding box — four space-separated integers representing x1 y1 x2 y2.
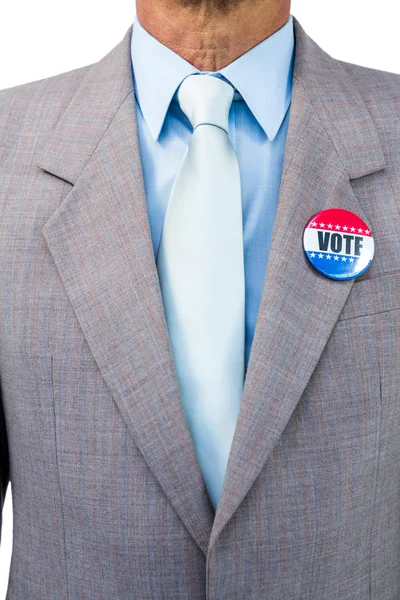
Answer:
0 381 10 544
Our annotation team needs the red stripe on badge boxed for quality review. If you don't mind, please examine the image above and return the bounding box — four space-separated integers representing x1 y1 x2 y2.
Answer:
305 208 372 237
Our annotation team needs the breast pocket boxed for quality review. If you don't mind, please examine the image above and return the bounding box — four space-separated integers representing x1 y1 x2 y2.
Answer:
338 271 400 322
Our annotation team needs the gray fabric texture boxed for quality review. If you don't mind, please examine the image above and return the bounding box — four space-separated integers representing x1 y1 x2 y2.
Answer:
0 17 400 599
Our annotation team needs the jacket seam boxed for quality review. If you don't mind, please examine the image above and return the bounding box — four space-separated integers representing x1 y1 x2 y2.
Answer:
368 359 384 599
337 305 400 323
50 353 71 600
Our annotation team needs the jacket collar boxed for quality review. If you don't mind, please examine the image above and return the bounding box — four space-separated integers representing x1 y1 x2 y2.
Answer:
37 19 385 183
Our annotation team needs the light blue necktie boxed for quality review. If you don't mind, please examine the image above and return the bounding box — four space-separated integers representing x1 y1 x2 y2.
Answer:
156 74 245 508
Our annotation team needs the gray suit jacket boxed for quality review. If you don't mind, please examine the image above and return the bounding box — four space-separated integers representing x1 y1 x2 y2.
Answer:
1 17 400 599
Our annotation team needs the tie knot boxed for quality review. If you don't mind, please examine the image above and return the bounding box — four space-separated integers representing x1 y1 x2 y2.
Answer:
177 74 234 133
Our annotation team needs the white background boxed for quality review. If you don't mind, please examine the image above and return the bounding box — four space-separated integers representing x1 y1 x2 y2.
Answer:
0 0 399 595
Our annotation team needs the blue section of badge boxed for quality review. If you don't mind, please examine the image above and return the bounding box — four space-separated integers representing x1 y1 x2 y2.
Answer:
305 251 373 281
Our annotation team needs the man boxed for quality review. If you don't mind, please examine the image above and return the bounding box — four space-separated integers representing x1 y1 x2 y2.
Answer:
0 0 399 596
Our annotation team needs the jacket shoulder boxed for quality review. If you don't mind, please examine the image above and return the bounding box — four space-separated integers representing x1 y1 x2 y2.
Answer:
0 63 92 148
338 59 400 116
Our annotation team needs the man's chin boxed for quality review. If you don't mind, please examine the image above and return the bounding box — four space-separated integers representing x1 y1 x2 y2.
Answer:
174 0 247 14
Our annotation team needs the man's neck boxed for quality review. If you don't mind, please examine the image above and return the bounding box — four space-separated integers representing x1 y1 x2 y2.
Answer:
136 0 290 71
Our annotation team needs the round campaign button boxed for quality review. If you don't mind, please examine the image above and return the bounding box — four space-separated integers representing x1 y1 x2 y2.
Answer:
303 208 374 281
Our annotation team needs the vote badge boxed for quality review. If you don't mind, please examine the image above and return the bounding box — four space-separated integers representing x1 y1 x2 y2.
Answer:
303 208 374 280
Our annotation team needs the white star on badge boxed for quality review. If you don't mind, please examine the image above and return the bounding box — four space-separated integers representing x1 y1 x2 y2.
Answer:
350 227 356 232
335 225 341 230
319 222 325 228
342 226 348 231
334 256 339 261
326 254 332 260
310 252 316 258
341 257 347 262
349 258 354 263
365 229 370 235
318 253 324 259
358 228 363 233
311 222 318 227
328 224 333 229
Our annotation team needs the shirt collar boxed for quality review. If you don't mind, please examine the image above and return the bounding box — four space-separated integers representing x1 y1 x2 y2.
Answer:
131 14 294 142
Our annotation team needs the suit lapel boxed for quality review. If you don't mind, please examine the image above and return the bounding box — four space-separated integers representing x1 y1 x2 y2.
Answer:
38 27 214 556
209 18 386 547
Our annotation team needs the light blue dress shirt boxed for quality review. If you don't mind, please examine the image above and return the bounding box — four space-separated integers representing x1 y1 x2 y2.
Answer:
131 16 294 507
131 15 294 375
